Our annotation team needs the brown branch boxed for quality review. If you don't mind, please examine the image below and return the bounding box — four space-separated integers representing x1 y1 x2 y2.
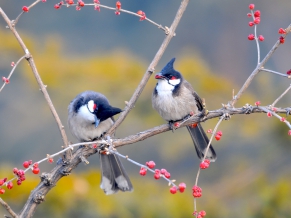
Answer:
0 7 71 159
0 198 18 218
106 0 190 136
230 23 291 106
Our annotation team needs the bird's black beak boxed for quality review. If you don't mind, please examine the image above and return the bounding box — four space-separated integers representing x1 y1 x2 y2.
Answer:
155 73 165 80
94 114 100 128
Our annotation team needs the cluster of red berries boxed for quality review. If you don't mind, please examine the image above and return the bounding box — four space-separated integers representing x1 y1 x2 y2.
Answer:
137 10 146 21
286 70 291 76
169 182 186 194
115 1 121 15
192 185 202 198
23 160 40 174
94 0 101 11
199 159 210 170
247 4 264 42
215 131 222 141
278 28 286 44
76 0 85 10
13 168 26 186
139 161 186 194
0 178 8 194
2 77 10 84
193 210 207 218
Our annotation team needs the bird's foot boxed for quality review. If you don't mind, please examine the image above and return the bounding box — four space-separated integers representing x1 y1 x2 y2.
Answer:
168 121 180 132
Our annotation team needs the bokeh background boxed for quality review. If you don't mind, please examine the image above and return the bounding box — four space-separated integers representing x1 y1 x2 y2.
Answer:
0 0 291 217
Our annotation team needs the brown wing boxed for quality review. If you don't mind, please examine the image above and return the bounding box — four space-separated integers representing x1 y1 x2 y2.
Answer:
183 80 204 112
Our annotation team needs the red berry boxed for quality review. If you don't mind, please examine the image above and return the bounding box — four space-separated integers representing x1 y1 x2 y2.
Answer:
33 163 39 168
281 117 286 122
32 167 40 174
93 0 100 3
13 168 19 174
78 0 84 7
258 35 264 41
116 1 121 10
174 122 180 128
54 4 61 9
92 144 97 149
0 179 4 186
279 36 285 44
215 134 221 141
197 215 202 218
255 101 261 106
249 22 254 27
249 4 255 10
19 176 26 181
17 179 22 186
22 6 29 12
0 189 5 194
94 5 100 11
146 161 155 169
11 62 15 67
48 158 54 163
160 169 167 175
267 112 272 117
199 210 207 217
164 171 171 179
204 159 210 164
66 0 74 4
254 10 260 17
287 70 291 75
190 123 197 128
170 186 177 194
248 34 255 40
17 170 25 177
7 181 13 189
278 28 286 34
23 161 30 168
253 17 260 24
137 10 143 15
178 183 186 193
200 161 210 169
154 173 160 180
192 185 202 198
216 131 223 136
288 130 291 136
136 11 146 21
247 13 252 17
115 11 120 15
139 167 147 176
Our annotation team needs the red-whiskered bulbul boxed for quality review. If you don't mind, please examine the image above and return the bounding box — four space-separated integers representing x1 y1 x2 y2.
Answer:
68 91 133 194
152 58 217 162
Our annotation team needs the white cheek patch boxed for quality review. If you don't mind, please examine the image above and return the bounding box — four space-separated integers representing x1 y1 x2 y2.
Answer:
169 78 180 86
87 100 95 113
156 79 174 93
79 105 95 122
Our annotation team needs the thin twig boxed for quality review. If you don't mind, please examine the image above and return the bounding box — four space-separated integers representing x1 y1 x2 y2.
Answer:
0 8 71 159
272 84 291 107
0 198 18 218
260 69 290 78
106 0 190 136
230 23 291 106
0 55 26 93
12 0 42 26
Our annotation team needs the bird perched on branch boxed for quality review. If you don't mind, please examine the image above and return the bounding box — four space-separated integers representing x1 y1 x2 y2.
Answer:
152 58 217 162
68 91 133 194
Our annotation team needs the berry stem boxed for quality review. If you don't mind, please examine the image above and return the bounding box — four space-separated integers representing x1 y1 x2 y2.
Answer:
251 10 261 65
260 69 290 78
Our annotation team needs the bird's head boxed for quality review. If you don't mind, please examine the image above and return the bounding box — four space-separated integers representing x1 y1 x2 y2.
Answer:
155 58 182 86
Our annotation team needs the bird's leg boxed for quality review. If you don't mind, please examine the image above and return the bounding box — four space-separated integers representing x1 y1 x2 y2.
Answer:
168 120 175 132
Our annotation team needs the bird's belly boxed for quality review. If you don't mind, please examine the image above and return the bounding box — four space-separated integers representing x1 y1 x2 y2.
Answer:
153 92 196 121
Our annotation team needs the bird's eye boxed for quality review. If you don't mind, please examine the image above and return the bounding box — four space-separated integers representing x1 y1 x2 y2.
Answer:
170 76 177 80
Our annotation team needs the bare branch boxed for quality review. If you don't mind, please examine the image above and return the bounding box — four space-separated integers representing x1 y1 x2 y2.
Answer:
0 198 18 218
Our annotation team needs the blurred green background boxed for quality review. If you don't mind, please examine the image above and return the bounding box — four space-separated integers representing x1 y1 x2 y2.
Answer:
0 0 291 217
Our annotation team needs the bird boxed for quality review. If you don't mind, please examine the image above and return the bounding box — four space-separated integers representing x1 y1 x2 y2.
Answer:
68 91 133 194
152 58 217 162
